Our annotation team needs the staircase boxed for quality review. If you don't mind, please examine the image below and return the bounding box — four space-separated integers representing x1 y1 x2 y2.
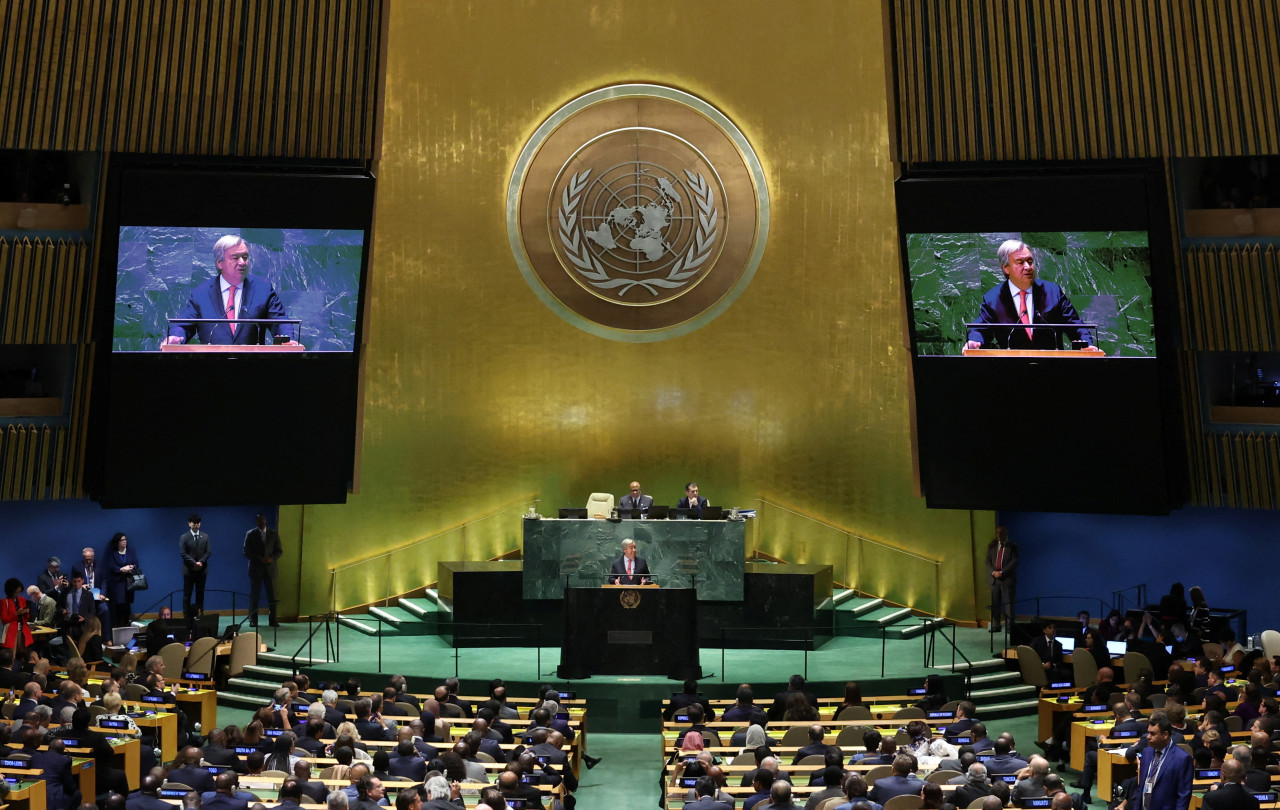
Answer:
334 592 450 637
220 649 334 711
932 655 1038 718
834 591 953 640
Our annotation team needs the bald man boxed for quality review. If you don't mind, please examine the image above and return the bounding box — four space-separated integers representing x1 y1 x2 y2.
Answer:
1202 759 1260 810
617 481 653 514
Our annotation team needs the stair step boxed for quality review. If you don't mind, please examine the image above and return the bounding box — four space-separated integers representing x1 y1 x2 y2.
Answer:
979 698 1041 716
970 670 1020 686
243 664 296 680
217 691 271 708
899 618 950 639
227 677 280 693
337 616 380 636
259 651 331 667
368 606 418 627
832 589 859 607
423 589 453 614
968 683 1037 700
849 598 884 617
877 607 915 627
399 598 440 617
931 657 1006 673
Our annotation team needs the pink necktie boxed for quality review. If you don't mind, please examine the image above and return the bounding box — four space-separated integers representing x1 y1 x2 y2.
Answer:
1017 290 1032 340
627 560 633 576
226 286 238 336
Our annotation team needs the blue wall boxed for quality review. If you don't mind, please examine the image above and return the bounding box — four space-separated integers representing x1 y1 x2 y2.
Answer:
0 500 276 615
1002 506 1277 635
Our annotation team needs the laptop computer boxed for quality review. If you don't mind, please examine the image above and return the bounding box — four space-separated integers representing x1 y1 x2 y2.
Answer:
558 508 588 519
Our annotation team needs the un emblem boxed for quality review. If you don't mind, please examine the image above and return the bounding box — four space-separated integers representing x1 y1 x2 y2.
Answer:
508 85 770 341
619 590 642 609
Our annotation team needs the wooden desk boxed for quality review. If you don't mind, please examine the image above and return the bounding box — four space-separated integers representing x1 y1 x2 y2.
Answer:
1098 747 1137 799
0 779 46 810
176 689 217 730
132 712 179 763
1070 720 1115 772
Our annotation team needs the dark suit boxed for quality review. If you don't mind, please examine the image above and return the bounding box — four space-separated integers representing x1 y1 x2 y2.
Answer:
202 742 246 772
323 704 347 728
792 742 835 765
722 704 767 726
1202 783 1262 810
677 495 709 517
767 689 818 722
617 493 654 514
955 782 996 807
104 545 140 625
868 774 924 804
201 792 250 810
683 798 733 810
179 529 211 613
609 555 650 585
296 779 329 804
354 718 388 741
243 526 283 625
169 275 295 345
985 538 1018 628
388 753 427 781
967 278 1092 349
128 794 175 810
664 692 716 722
167 764 216 793
984 754 1029 776
1134 743 1193 810
28 747 80 810
62 585 95 637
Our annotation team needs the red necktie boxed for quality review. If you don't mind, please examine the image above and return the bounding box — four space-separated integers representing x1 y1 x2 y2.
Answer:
1018 290 1032 340
226 285 238 336
996 543 1004 571
627 560 633 576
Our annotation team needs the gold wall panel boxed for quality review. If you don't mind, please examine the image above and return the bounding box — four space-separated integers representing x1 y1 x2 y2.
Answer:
283 0 990 621
892 0 1280 162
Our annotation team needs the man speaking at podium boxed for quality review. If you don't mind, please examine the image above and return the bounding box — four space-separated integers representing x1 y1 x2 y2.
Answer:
609 538 650 585
162 235 302 347
964 240 1092 351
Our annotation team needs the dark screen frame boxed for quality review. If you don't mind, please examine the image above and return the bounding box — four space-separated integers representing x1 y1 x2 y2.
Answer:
895 161 1187 514
87 156 376 508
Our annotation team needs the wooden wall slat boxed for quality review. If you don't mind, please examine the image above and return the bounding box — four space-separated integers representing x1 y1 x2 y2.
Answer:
894 0 1280 161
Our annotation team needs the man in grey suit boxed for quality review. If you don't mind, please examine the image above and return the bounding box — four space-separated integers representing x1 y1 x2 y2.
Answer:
244 514 283 627
180 514 211 616
617 481 654 515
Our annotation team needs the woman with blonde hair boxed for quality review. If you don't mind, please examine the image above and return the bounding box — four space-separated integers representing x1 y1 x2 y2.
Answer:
331 724 373 762
75 615 104 662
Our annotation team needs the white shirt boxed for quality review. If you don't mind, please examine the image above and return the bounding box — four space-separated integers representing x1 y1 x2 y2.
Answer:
1008 280 1035 324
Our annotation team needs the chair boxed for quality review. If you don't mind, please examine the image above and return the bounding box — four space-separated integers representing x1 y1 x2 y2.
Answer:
159 642 188 680
124 682 148 701
796 754 826 766
1225 714 1243 732
474 751 495 763
1201 642 1225 663
1072 649 1098 690
1017 645 1049 689
585 492 614 519
836 705 872 721
938 700 961 713
893 729 912 746
85 680 102 698
165 782 194 791
893 706 925 720
1260 630 1280 661
729 752 756 766
968 798 991 808
780 725 811 747
438 702 464 718
1147 693 1167 709
817 798 845 810
836 724 871 747
928 769 962 784
336 699 356 714
259 770 290 778
883 794 924 810
0 700 13 720
185 635 220 679
87 705 108 719
862 765 892 785
1122 651 1153 684
6 752 30 761
227 632 260 680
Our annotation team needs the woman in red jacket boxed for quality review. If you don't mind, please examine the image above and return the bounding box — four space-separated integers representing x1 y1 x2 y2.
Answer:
0 578 33 652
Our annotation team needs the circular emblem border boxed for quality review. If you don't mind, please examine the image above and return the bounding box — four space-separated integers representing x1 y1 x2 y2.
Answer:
507 84 770 343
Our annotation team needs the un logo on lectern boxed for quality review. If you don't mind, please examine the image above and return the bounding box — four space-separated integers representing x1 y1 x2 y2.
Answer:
619 590 642 610
508 84 770 342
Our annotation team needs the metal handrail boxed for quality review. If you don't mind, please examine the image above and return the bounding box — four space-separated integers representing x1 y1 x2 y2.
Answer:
1111 584 1147 614
132 587 248 622
754 498 943 618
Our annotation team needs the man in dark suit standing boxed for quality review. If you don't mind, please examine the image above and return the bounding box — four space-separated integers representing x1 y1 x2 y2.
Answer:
62 572 96 638
244 514 283 627
163 236 301 348
608 538 650 585
1134 712 1193 810
617 481 654 515
1203 759 1261 810
985 526 1017 632
965 240 1093 351
179 515 211 616
677 482 709 517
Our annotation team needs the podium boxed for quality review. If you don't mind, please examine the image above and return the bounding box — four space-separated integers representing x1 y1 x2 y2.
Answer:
961 347 1105 357
160 344 305 352
557 586 700 680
